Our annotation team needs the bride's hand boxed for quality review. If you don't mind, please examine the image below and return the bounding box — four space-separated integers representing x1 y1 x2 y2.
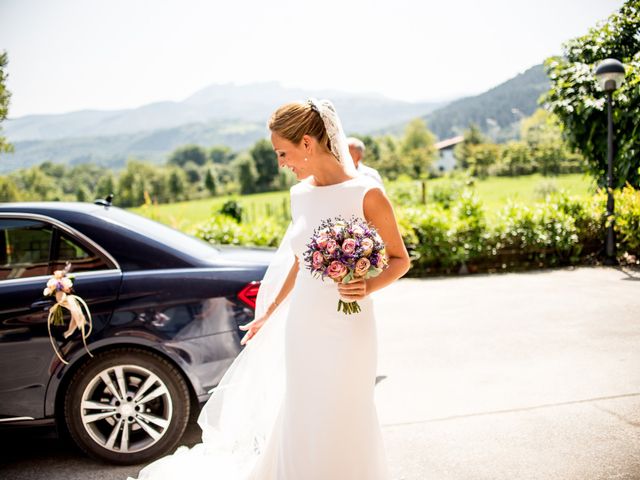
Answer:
239 313 269 345
337 278 367 302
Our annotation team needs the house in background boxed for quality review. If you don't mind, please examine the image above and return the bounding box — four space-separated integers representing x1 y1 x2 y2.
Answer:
434 135 464 172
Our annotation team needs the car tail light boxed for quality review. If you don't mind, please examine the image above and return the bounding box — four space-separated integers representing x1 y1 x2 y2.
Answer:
238 281 261 309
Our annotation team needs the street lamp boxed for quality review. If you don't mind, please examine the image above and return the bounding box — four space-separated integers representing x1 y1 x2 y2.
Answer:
594 58 625 265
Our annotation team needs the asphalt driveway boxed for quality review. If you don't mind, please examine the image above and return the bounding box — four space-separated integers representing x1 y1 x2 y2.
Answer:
1 266 639 479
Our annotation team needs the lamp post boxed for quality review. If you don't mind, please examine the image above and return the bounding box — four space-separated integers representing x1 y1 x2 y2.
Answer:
594 58 625 265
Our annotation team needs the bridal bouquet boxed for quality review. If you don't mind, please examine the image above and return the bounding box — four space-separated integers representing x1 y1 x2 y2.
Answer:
303 215 388 314
43 262 94 364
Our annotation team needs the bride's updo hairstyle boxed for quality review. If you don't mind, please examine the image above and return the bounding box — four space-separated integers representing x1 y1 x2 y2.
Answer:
269 101 332 153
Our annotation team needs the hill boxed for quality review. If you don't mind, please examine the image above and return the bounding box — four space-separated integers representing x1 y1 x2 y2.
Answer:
0 83 442 173
422 64 550 140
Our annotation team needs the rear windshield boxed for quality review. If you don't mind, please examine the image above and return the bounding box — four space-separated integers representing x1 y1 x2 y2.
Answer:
98 207 220 259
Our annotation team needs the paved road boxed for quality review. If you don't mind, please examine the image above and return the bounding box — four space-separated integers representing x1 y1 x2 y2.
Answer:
1 266 639 479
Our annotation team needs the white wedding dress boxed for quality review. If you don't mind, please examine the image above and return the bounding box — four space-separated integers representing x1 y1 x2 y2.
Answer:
128 177 390 479
248 174 390 479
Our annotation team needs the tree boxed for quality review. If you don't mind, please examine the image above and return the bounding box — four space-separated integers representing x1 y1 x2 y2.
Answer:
454 124 486 170
520 109 584 175
168 145 207 167
76 185 91 202
0 176 19 201
467 143 501 178
400 119 437 178
182 161 202 184
209 145 234 164
0 51 13 154
250 139 279 192
204 168 217 196
117 160 170 207
96 172 117 199
543 0 640 188
168 168 187 202
234 153 257 195
497 141 535 176
375 135 409 180
360 135 381 167
15 167 63 200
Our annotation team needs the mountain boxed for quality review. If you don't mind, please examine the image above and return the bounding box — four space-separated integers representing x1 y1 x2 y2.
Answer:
1 82 443 173
0 120 266 172
420 64 550 140
0 66 551 174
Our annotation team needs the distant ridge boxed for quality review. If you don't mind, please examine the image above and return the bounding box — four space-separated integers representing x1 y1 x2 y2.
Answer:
1 82 442 173
422 64 549 140
0 66 551 173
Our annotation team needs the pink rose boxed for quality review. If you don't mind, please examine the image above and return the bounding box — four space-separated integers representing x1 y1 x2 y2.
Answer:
354 257 371 277
316 233 329 249
342 238 356 254
327 260 347 281
360 237 374 256
312 251 324 269
326 239 338 254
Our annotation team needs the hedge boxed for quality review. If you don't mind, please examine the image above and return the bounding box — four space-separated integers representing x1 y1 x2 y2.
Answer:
192 186 639 276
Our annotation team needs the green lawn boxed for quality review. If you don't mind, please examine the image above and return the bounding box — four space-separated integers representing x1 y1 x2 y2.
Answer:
460 173 596 208
132 173 596 231
131 189 290 232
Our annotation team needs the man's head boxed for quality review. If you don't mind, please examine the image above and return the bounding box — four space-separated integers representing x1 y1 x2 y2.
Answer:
347 137 365 168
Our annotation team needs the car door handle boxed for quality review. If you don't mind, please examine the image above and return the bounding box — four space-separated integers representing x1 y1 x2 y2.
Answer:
30 299 55 310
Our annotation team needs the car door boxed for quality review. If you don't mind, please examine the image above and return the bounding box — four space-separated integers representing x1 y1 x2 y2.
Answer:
0 214 122 421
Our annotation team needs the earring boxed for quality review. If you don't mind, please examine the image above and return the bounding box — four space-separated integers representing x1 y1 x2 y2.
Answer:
304 157 308 162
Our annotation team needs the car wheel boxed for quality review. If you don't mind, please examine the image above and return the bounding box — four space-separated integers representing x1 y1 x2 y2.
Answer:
63 348 191 465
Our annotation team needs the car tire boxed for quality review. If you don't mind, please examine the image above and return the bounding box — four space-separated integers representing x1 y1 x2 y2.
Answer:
63 348 191 465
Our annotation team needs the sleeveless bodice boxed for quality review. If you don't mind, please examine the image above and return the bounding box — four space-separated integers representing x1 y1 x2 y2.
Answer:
288 175 379 271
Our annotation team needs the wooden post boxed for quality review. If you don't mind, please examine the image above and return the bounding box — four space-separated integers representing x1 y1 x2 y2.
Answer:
421 180 427 205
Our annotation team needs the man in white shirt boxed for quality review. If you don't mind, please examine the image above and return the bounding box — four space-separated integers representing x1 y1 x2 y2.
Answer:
347 137 385 190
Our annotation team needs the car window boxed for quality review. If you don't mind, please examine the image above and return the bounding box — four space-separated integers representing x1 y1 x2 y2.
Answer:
51 231 111 273
0 219 52 280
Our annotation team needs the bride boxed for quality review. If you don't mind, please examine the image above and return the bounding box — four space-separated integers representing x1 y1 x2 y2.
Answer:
128 99 411 480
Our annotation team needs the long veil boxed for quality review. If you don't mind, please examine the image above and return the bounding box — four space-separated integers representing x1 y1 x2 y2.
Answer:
128 98 355 479
128 223 295 480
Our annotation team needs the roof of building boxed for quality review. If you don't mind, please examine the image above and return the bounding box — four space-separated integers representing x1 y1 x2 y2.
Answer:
435 135 465 150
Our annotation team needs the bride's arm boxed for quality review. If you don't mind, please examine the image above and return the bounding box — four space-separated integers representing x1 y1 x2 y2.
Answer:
337 187 411 300
239 256 299 344
264 256 299 316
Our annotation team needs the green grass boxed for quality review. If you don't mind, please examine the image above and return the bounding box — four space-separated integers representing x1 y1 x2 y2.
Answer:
466 173 596 208
132 173 597 231
131 190 290 232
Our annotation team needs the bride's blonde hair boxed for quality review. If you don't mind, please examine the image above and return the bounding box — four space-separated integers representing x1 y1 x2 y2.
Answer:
268 101 331 152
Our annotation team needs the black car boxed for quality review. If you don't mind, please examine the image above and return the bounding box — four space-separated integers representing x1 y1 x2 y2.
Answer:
0 200 273 464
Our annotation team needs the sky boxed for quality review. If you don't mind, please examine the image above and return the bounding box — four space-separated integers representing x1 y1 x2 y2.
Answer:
0 0 623 118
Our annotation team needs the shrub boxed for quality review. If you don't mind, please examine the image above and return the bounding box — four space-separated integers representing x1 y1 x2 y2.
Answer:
194 216 287 247
218 199 243 223
194 185 639 274
427 181 465 209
